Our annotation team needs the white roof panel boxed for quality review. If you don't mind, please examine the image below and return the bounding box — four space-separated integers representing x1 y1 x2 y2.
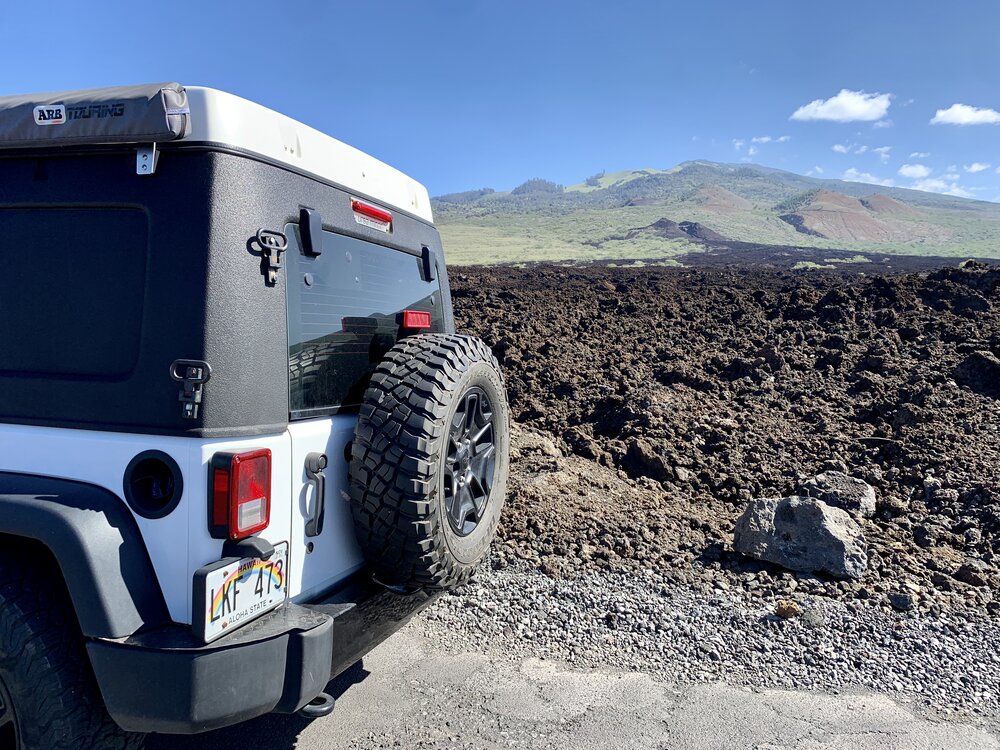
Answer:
182 88 432 223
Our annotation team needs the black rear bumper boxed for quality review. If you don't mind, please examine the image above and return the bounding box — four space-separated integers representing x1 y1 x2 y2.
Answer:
86 574 433 734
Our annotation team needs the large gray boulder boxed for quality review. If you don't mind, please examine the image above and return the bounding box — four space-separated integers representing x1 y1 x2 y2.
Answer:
733 496 868 580
802 471 877 518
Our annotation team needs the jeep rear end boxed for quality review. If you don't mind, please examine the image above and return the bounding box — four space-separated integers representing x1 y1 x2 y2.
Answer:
0 83 508 742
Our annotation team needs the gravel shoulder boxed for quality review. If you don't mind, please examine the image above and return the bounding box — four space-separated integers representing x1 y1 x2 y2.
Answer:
151 594 999 749
427 561 1000 729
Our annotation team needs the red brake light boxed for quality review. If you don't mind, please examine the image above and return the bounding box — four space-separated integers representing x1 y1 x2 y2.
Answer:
351 199 393 225
209 449 271 540
402 310 432 329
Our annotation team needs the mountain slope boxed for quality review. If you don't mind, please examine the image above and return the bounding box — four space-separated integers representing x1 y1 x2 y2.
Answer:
433 161 1000 264
776 189 944 244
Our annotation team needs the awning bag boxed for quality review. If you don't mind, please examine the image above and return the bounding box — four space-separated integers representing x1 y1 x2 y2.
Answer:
0 82 188 148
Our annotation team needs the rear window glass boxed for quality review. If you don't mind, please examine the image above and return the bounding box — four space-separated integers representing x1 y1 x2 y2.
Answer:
0 207 147 378
286 226 443 417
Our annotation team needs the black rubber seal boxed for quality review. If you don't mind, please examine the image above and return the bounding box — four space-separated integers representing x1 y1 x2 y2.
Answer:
122 450 184 519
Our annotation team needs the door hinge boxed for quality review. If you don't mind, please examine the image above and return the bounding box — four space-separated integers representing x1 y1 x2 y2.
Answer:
256 228 287 286
169 359 212 419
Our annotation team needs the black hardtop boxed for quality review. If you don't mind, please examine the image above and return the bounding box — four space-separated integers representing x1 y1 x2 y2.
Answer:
0 146 452 437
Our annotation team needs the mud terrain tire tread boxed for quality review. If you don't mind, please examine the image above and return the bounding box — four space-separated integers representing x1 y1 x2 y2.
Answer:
0 547 142 750
349 334 509 591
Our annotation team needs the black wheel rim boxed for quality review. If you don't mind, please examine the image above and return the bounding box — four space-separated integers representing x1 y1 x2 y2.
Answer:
443 387 498 537
0 673 20 750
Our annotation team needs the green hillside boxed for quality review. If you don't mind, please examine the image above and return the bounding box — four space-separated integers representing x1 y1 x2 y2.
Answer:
434 161 1000 265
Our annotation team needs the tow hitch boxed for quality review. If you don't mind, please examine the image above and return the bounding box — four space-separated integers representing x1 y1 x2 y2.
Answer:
298 692 335 719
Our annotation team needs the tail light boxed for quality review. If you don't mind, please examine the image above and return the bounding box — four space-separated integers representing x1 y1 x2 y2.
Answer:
351 199 393 225
401 310 432 330
209 449 271 540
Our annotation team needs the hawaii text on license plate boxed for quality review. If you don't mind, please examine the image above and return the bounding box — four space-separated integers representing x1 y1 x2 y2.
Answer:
192 542 288 643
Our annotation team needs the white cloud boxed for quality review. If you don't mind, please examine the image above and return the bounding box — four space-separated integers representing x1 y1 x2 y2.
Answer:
996 166 1000 174
872 146 892 164
832 143 850 154
732 139 745 150
842 168 894 186
911 177 974 198
898 164 931 179
944 172 961 181
930 103 1000 125
855 145 868 155
748 145 759 157
909 151 931 159
873 119 893 129
806 165 825 176
748 135 789 146
965 162 991 173
791 89 892 122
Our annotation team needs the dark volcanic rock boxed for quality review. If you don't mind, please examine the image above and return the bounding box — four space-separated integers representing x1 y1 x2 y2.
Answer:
802 471 877 518
953 351 1000 398
733 496 868 580
678 221 728 243
955 562 989 588
450 261 1000 612
889 591 916 611
623 438 672 482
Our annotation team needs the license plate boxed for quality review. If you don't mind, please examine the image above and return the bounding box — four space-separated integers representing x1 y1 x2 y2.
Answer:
193 542 288 643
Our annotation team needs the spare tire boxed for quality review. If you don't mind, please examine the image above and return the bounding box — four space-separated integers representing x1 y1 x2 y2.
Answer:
349 334 509 591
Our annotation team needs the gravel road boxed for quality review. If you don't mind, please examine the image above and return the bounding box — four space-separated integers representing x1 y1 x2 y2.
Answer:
427 560 1000 725
150 571 999 748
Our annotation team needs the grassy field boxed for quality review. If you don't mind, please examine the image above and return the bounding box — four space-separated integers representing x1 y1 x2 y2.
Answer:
563 168 676 194
440 216 695 265
439 204 1000 264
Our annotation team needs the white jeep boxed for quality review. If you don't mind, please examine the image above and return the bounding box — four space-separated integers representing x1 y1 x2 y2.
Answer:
0 83 509 747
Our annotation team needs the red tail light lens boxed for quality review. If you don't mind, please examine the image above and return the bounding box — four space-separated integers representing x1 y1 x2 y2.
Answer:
209 449 272 540
351 199 393 225
402 310 432 329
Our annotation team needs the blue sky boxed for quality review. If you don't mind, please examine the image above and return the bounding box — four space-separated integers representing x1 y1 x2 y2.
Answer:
2 1 999 200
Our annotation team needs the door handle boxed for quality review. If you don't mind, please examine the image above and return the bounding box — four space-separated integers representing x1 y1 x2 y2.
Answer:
304 452 328 538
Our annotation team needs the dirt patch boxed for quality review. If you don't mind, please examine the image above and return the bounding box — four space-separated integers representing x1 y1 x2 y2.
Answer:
861 193 921 218
779 189 941 244
450 261 1000 615
688 184 753 211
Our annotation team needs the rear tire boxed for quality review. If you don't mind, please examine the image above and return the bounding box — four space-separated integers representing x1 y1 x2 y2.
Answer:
0 545 142 750
349 334 510 591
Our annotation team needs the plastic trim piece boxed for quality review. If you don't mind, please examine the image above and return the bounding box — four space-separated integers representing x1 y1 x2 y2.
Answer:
299 207 323 256
0 471 170 638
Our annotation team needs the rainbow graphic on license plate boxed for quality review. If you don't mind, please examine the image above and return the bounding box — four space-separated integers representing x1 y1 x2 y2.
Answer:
201 542 288 642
